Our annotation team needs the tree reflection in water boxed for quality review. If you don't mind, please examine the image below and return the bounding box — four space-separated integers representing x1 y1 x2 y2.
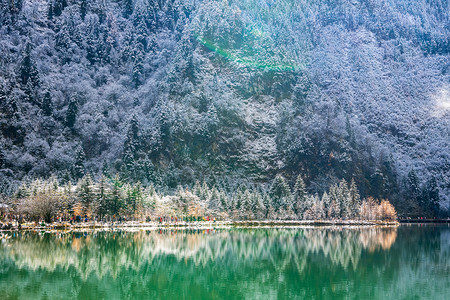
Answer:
0 226 448 300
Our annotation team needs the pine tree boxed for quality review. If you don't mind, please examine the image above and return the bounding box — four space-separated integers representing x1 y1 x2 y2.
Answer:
72 146 86 180
422 177 440 217
132 50 144 88
124 0 134 18
109 176 124 219
193 181 202 198
219 191 228 212
241 190 253 220
263 193 271 218
349 179 361 218
200 181 210 202
321 192 330 219
269 175 291 213
208 187 222 214
328 199 340 220
47 3 53 21
97 175 109 220
19 42 40 89
123 115 141 179
80 0 87 20
66 96 78 128
339 179 351 219
77 173 95 214
251 191 265 220
293 175 307 218
41 90 53 116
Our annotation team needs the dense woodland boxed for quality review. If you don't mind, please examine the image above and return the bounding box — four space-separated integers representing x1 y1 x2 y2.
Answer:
4 174 397 223
0 0 448 217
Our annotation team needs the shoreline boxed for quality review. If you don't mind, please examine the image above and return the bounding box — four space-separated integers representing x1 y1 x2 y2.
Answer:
0 220 400 231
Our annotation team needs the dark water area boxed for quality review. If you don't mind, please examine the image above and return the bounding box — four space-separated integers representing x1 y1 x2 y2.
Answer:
0 225 449 299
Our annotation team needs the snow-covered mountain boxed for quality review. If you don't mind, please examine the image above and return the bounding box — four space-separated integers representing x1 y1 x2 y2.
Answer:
0 0 448 215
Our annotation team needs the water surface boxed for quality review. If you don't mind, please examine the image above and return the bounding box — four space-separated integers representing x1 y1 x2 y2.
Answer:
0 225 449 299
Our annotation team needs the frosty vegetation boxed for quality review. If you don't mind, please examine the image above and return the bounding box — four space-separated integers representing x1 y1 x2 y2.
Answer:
5 174 397 223
0 1 448 217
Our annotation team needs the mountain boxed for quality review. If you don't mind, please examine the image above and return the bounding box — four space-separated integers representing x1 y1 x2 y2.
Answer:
0 0 449 216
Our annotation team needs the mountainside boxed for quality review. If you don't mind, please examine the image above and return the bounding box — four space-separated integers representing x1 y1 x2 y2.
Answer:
0 0 449 215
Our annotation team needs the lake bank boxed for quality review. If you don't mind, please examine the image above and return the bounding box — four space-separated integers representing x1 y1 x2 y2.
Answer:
0 220 399 231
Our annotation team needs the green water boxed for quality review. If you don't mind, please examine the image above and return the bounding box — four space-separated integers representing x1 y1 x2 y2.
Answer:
0 225 448 299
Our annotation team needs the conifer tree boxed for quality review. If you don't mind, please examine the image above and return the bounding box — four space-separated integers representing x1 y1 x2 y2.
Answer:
293 175 307 218
77 173 95 215
80 0 87 20
97 175 109 220
19 42 40 89
241 190 253 220
124 0 134 18
349 179 361 218
269 175 291 212
41 90 53 116
109 175 124 219
208 187 222 213
72 146 86 180
66 96 78 128
422 177 440 217
47 3 53 21
193 180 202 198
339 179 351 219
328 199 340 220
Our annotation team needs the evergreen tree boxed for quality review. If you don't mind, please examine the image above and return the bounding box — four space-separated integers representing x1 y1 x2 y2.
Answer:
241 190 253 220
97 175 109 220
200 181 210 202
19 42 40 89
422 177 440 217
293 175 307 218
219 191 228 212
251 191 265 219
328 199 340 220
349 179 361 218
269 175 291 212
41 90 53 116
321 192 330 219
109 176 124 219
47 3 53 21
407 169 421 212
77 173 95 214
66 96 78 128
123 115 141 179
262 193 271 218
208 187 222 213
193 181 202 198
339 179 351 219
124 0 134 18
72 146 86 180
80 0 87 20
132 50 144 88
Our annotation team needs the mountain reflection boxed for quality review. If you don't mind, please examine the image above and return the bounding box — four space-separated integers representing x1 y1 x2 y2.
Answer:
0 227 397 278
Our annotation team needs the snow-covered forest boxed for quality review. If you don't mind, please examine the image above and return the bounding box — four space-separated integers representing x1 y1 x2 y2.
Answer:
0 0 449 217
10 175 397 223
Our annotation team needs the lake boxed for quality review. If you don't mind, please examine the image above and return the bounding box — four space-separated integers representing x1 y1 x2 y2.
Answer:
0 225 449 299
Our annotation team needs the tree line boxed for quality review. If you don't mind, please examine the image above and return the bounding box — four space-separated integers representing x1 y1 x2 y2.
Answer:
1 174 397 224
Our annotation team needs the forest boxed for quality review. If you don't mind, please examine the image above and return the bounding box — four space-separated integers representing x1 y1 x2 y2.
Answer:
4 174 397 223
0 0 448 218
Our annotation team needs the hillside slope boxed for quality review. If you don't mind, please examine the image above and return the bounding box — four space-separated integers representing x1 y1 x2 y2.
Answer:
0 0 448 215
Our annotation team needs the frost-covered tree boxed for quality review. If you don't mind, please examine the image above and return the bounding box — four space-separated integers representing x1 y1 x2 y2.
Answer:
72 146 86 180
269 175 291 213
349 179 361 218
293 175 307 218
65 96 78 129
19 42 39 89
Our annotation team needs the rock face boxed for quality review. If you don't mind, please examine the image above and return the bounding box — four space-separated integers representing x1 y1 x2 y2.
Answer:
0 1 448 214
